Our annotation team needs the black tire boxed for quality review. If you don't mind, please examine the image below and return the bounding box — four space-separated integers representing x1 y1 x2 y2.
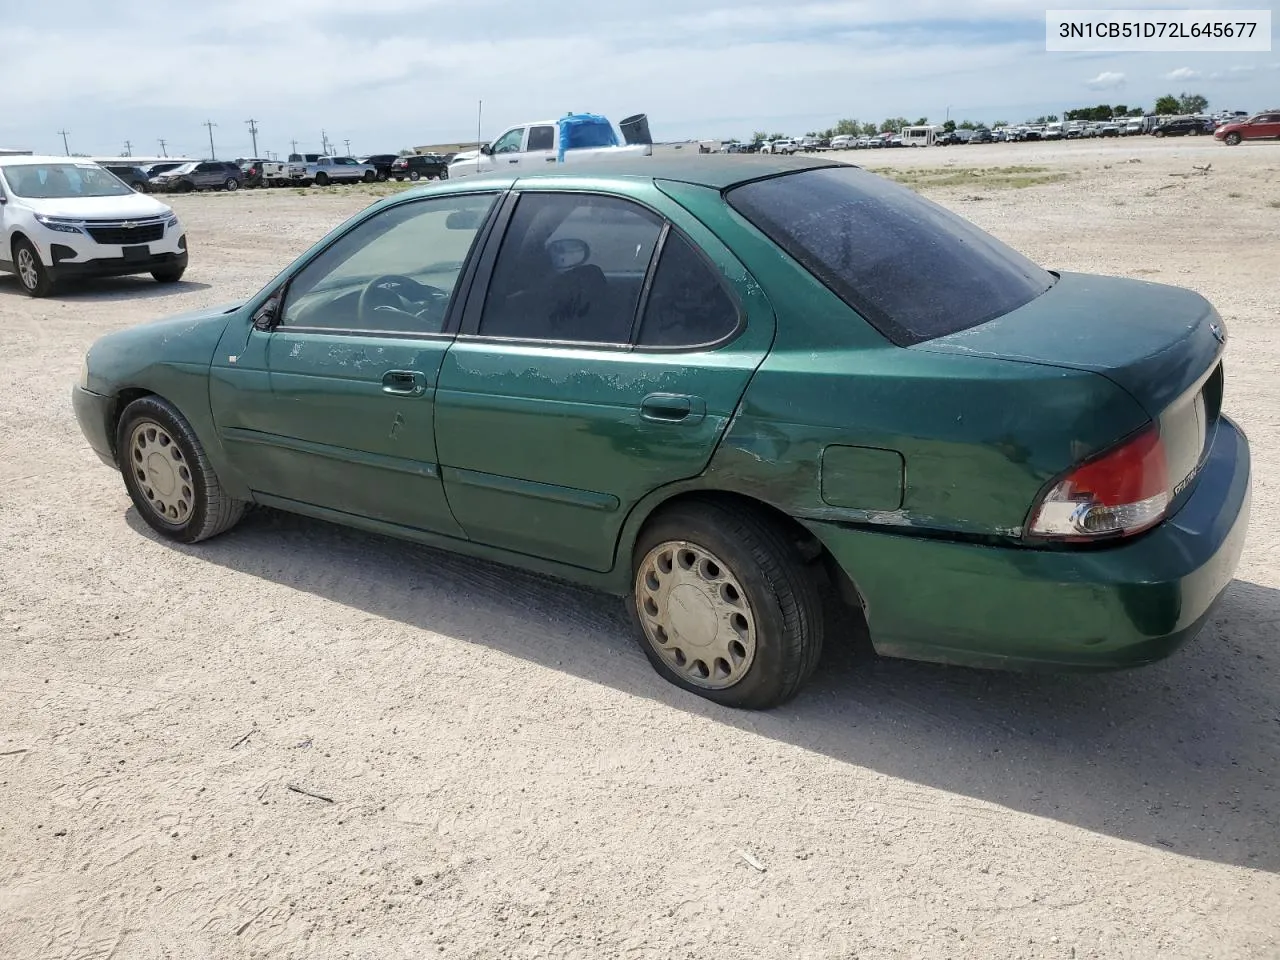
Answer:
314 172 329 186
376 171 388 182
1225 133 1242 146
116 396 246 544
225 178 239 191
151 264 186 284
363 170 376 182
1153 129 1164 138
629 499 825 709
180 180 194 193
409 170 421 181
11 236 55 297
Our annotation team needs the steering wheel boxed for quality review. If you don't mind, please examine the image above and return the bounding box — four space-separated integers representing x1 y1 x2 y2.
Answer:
357 275 451 332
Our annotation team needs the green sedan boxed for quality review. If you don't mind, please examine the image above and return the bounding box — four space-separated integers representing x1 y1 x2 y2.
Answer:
72 156 1251 709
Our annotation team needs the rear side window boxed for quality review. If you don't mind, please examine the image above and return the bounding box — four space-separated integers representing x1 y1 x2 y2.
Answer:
726 166 1055 345
527 126 556 151
636 232 739 348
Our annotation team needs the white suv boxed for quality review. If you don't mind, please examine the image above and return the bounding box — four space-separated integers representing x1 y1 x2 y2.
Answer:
0 155 188 297
761 138 798 155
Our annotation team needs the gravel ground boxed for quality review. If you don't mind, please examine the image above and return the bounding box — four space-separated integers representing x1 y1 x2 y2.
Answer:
1 137 1278 960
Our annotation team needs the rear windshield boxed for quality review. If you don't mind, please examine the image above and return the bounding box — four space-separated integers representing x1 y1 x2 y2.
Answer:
726 166 1055 345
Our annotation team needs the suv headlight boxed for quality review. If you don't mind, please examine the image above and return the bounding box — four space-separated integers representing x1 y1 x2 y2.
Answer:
165 214 179 229
34 214 84 235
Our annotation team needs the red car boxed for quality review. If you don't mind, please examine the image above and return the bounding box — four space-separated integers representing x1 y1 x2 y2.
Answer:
1214 110 1280 146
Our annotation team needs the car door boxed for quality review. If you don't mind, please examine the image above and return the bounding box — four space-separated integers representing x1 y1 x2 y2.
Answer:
209 189 504 536
523 124 557 168
489 127 527 171
433 185 775 572
193 162 217 188
1251 113 1280 139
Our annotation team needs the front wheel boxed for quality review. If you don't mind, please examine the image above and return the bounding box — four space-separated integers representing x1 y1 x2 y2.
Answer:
363 170 376 182
1224 133 1242 146
225 177 239 191
117 396 246 544
152 263 186 284
12 237 55 297
314 173 329 186
630 499 825 709
409 170 421 181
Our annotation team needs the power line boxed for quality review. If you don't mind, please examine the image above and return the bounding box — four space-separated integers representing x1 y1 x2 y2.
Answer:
57 129 71 154
158 138 168 157
202 120 218 159
245 119 260 157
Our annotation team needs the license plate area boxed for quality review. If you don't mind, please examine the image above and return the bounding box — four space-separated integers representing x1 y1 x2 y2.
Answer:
122 245 150 262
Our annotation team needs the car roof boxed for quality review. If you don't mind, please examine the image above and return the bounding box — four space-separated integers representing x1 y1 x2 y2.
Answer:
0 154 99 166
468 154 842 190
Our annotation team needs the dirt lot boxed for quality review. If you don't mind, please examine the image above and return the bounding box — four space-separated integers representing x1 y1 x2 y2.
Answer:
2 137 1278 959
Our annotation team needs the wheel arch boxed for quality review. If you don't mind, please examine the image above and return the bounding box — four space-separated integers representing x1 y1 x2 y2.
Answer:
612 485 864 614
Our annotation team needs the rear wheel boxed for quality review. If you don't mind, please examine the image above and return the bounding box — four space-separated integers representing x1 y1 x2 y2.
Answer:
224 177 239 191
12 237 54 297
1225 132 1242 146
409 170 421 181
314 172 329 186
1153 129 1165 138
630 499 824 709
117 396 246 543
363 170 376 182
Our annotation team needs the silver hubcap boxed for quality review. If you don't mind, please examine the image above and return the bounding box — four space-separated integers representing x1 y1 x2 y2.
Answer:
17 248 38 289
129 420 194 524
635 540 757 689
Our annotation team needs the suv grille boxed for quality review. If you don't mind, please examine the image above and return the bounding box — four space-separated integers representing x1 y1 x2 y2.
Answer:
86 220 166 245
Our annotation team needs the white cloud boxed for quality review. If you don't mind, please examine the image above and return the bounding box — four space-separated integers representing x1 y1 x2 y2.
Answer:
1085 71 1126 90
1208 65 1258 81
1164 68 1202 81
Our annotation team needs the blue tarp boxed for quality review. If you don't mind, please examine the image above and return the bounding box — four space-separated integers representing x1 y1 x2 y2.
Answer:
556 113 619 161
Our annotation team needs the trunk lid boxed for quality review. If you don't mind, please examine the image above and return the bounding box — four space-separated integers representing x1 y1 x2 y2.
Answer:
916 271 1225 417
918 270 1227 510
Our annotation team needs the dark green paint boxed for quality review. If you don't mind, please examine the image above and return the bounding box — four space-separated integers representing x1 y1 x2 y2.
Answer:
73 157 1251 673
820 446 905 511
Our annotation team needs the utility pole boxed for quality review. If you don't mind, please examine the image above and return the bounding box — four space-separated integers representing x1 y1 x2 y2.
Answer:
245 119 260 157
203 120 218 159
476 100 483 151
320 129 330 154
343 138 351 155
123 140 132 157
57 129 71 154
289 139 299 157
158 138 168 157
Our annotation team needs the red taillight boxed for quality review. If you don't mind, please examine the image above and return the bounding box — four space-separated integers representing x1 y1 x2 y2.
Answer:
1028 424 1171 541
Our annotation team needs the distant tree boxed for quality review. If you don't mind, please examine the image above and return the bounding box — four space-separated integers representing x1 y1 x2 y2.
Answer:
1178 92 1209 114
1154 94 1180 115
397 148 414 156
751 130 768 142
1110 104 1126 116
768 132 789 141
913 116 929 126
833 118 860 136
943 120 957 133
1127 107 1144 116
860 122 879 136
993 119 1008 128
958 119 976 130
879 116 910 133
1047 114 1059 122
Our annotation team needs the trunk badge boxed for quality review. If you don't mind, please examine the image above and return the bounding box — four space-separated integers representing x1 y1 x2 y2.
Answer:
1210 322 1225 344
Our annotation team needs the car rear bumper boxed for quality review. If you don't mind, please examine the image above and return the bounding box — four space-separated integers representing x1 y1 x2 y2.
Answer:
72 386 118 468
806 415 1251 671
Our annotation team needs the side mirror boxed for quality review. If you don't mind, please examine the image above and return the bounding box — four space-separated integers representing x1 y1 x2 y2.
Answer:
252 294 280 331
480 144 493 156
0 194 6 205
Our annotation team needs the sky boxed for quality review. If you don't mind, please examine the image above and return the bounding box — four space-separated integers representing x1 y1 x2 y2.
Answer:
1 0 1276 159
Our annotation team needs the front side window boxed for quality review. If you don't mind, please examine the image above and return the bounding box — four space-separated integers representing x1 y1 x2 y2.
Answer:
491 128 525 154
280 192 497 334
1 163 134 199
727 166 1055 346
477 193 662 344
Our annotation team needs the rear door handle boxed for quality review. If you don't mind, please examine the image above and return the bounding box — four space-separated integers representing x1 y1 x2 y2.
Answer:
381 370 428 396
640 393 705 424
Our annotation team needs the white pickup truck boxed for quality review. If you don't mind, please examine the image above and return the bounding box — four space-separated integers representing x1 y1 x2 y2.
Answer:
283 155 378 186
448 113 653 179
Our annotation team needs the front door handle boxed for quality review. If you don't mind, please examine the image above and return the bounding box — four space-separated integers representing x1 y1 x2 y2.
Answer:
640 393 705 424
507 158 520 164
381 370 428 396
